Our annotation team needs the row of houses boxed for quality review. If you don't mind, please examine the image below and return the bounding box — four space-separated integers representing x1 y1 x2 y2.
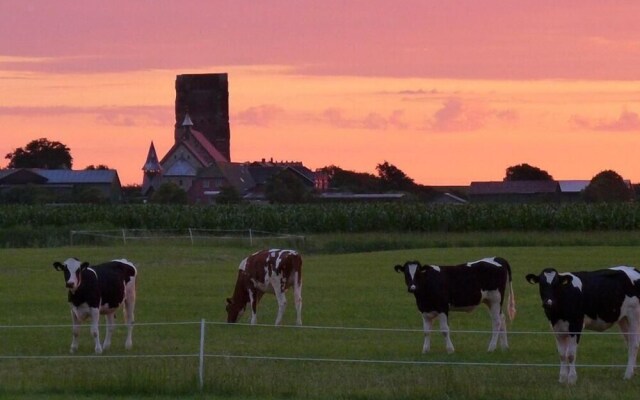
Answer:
0 164 617 204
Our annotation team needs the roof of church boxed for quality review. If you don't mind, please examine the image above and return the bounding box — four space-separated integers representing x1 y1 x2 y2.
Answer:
163 159 198 177
160 125 228 167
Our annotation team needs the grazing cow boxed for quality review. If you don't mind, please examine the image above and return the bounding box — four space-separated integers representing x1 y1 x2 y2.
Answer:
226 249 302 326
394 257 516 354
53 258 137 354
526 266 640 383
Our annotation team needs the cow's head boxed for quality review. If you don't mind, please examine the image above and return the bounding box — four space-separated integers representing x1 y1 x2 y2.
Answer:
526 268 575 312
225 298 246 323
394 261 426 293
53 258 90 292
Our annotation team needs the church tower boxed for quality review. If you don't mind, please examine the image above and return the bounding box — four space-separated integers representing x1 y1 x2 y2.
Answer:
174 73 230 161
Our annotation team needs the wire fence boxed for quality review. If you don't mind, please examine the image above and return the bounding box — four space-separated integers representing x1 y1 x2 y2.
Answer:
0 320 633 391
69 228 306 247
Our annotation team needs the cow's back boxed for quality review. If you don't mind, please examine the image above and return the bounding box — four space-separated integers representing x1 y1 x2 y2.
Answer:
244 249 301 283
93 260 137 309
441 258 509 308
577 269 639 324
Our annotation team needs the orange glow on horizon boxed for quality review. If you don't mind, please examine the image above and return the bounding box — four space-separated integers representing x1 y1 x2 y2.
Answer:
2 66 640 186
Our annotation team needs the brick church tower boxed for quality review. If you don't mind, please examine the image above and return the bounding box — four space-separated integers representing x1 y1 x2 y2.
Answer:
174 73 230 161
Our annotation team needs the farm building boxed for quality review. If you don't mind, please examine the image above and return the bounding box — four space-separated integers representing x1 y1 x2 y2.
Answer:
0 168 122 203
469 180 560 203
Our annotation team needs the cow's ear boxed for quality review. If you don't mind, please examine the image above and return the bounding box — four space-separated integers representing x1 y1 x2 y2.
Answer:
80 262 90 270
560 275 573 286
226 298 233 305
394 265 404 273
53 262 64 271
525 274 540 284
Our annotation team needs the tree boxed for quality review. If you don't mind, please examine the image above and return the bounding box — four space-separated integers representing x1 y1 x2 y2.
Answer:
376 161 415 191
85 164 110 170
5 138 73 169
0 184 55 204
216 184 242 204
504 163 553 181
265 169 312 204
583 170 633 203
319 165 381 193
150 182 188 204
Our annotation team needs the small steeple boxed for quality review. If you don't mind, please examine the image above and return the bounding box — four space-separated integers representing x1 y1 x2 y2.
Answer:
180 112 193 141
182 113 194 127
142 141 162 176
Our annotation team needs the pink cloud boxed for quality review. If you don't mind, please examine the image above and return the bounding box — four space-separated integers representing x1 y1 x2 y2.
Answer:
571 109 640 132
428 99 518 132
233 104 285 127
322 108 408 131
2 1 640 79
429 99 489 132
0 105 172 126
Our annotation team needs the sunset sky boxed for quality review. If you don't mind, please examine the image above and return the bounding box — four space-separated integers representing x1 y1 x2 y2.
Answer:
1 1 640 186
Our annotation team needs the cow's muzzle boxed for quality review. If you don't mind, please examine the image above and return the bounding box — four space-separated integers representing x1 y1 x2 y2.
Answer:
542 299 553 309
408 285 417 293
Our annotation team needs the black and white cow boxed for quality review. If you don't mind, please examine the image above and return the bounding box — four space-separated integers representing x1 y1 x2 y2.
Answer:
53 257 137 354
394 257 516 353
526 266 640 383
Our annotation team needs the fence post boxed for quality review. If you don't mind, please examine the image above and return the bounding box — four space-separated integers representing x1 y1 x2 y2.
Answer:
249 229 253 246
122 229 127 245
189 228 194 245
199 318 205 391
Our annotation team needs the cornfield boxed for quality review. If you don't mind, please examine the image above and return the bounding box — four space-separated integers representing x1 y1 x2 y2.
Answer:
1 203 640 234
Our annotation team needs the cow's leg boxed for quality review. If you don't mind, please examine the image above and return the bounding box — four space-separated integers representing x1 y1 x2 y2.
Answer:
90 307 102 355
273 287 288 326
249 290 263 325
124 280 136 350
293 274 303 326
620 315 640 380
70 309 80 354
102 312 115 351
565 335 579 384
499 313 509 350
421 312 434 353
438 313 455 354
487 301 502 352
554 334 569 383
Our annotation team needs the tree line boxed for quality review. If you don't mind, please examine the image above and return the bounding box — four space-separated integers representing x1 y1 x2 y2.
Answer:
2 138 636 204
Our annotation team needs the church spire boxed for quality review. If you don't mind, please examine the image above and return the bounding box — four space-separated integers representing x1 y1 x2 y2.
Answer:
142 141 162 176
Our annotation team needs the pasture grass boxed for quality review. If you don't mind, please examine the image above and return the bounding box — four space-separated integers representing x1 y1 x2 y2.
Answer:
2 239 640 398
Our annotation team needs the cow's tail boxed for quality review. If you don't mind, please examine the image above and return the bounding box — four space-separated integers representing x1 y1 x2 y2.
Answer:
499 257 516 322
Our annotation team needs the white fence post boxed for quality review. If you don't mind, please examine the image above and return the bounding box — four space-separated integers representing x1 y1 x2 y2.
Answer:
122 229 127 245
199 318 205 391
189 228 194 245
249 229 253 246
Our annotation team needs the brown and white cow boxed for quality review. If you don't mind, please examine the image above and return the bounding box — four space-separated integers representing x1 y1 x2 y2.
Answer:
226 249 302 326
53 258 137 354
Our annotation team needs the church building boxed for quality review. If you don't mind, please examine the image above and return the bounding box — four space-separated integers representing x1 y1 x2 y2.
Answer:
142 73 315 203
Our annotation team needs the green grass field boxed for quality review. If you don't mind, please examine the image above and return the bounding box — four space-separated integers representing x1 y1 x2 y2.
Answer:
2 240 640 399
